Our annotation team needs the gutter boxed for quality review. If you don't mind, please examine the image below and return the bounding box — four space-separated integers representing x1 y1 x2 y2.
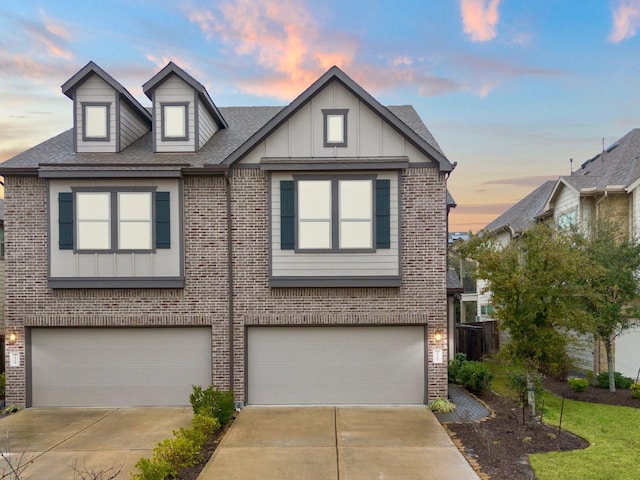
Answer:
225 170 235 391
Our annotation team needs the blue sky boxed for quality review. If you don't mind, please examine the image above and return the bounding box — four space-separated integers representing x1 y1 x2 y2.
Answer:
2 0 640 231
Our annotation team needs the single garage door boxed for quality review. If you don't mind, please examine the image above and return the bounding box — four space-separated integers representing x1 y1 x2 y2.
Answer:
30 327 211 407
248 326 425 405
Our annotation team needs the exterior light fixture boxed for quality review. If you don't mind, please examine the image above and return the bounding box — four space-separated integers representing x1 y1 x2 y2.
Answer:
7 332 17 345
434 330 443 342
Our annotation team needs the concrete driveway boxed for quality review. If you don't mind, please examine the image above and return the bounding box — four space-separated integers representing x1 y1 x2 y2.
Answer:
0 407 192 479
199 406 480 480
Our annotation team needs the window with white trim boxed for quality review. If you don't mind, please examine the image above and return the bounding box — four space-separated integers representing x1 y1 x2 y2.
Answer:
162 103 188 140
82 103 109 141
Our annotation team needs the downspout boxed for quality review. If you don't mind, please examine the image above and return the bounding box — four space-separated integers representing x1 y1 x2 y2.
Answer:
595 191 608 222
225 170 234 391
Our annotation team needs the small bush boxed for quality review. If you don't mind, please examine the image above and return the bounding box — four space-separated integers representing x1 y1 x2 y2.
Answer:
506 370 543 398
152 435 199 476
192 413 219 438
456 360 494 395
448 353 467 383
568 377 589 392
190 385 235 426
596 371 634 389
631 383 640 400
0 372 5 397
429 398 456 413
130 457 172 480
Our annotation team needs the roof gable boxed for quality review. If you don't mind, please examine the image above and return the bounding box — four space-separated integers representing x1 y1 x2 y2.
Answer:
142 62 227 129
61 61 151 123
222 66 453 171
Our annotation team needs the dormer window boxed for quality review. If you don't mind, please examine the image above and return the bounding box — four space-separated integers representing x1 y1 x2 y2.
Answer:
323 109 348 147
82 103 110 141
162 103 188 141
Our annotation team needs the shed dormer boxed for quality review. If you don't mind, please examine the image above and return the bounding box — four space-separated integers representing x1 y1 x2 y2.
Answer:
61 61 151 153
142 62 227 153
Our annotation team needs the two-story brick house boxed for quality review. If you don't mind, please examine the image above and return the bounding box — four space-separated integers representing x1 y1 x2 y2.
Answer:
1 61 454 408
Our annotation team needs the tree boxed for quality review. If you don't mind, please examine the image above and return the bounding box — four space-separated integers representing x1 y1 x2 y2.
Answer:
459 222 582 427
576 219 640 392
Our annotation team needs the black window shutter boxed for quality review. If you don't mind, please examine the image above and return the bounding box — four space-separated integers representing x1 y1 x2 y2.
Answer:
155 192 171 249
59 192 74 250
280 180 295 250
375 179 391 249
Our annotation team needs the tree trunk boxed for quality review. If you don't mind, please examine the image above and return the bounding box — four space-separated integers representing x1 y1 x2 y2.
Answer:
605 337 616 393
526 370 537 428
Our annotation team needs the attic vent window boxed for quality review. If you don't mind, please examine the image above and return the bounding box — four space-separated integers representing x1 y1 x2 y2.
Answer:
162 103 188 141
82 103 110 141
323 109 348 147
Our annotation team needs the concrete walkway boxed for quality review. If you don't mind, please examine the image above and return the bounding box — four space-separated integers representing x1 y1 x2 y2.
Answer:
0 407 192 479
198 406 480 480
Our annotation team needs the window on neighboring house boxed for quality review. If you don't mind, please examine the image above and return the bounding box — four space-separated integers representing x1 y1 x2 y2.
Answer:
322 109 348 147
557 211 576 229
280 176 390 252
58 190 171 252
162 103 188 141
82 103 110 141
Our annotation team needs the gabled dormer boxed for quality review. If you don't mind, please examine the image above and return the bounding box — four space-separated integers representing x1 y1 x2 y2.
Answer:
142 62 227 153
61 61 151 153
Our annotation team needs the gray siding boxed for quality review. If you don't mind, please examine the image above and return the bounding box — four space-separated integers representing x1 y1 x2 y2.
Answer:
153 75 196 152
198 99 218 149
239 80 432 164
567 331 595 372
120 101 150 150
75 75 117 153
49 178 181 279
270 171 400 278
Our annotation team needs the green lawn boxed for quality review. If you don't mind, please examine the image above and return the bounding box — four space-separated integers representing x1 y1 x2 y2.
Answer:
484 359 640 480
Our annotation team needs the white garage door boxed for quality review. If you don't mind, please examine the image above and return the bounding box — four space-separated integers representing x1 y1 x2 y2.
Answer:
31 327 211 407
247 326 425 405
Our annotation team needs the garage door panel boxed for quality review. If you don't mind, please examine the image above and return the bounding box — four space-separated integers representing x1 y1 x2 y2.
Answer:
31 328 212 407
248 326 425 405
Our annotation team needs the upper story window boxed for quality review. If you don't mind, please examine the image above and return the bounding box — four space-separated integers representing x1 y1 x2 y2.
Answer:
282 175 387 253
162 103 188 141
60 189 169 253
322 109 348 147
557 210 576 230
82 103 110 141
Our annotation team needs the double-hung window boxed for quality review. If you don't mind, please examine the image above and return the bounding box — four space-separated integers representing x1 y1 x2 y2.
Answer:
59 189 171 252
281 176 390 252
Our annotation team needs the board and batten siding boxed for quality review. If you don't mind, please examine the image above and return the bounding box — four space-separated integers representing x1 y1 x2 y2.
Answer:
48 178 181 279
75 74 117 153
153 75 196 152
238 80 433 164
120 101 150 150
198 99 218 149
270 171 399 277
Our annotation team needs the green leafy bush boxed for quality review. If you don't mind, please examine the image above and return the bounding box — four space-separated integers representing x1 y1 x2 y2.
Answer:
0 372 5 397
192 413 219 437
568 377 589 392
596 371 634 389
190 385 235 426
153 435 200 476
429 398 456 413
456 360 494 394
447 353 467 383
631 383 640 399
131 457 172 480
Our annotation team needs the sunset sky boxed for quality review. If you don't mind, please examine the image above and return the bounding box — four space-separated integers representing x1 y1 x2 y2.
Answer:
2 0 640 231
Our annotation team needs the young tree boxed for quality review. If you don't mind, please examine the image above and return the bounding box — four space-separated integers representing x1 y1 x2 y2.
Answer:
459 222 582 427
576 219 640 392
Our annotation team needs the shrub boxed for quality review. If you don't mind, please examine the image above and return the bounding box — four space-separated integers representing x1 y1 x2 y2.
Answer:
568 377 589 392
429 398 456 413
448 353 467 383
596 372 634 389
456 360 494 395
190 385 235 426
506 370 544 406
0 372 5 397
192 413 219 438
152 435 199 476
630 383 640 399
130 457 172 480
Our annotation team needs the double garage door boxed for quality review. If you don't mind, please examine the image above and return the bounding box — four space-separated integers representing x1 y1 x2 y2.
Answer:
30 327 212 407
247 326 426 405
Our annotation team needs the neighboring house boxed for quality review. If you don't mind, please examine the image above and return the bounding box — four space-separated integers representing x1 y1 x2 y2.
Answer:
481 130 640 378
0 198 4 374
0 61 455 407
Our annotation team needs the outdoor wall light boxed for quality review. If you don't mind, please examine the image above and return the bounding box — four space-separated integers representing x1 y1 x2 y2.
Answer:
7 332 17 345
434 329 443 342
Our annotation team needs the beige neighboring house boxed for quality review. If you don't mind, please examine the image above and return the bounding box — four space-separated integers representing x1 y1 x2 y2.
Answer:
482 129 640 378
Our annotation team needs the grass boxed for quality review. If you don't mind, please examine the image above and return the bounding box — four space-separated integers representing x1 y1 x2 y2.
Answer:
483 358 640 480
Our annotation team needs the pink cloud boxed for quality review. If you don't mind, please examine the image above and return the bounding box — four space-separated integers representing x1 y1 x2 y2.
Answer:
609 0 640 43
460 0 501 42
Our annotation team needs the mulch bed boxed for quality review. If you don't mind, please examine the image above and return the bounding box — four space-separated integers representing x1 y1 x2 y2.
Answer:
175 416 234 480
446 380 639 480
